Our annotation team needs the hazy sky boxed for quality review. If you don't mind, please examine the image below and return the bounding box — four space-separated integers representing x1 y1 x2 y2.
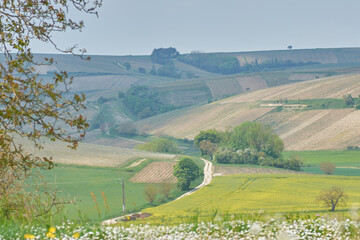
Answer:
31 0 360 56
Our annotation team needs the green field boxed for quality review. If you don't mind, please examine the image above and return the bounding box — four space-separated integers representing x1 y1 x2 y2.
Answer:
37 158 204 221
144 174 360 221
283 150 360 176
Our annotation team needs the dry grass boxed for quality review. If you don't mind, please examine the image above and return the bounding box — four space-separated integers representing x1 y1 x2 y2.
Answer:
19 138 175 167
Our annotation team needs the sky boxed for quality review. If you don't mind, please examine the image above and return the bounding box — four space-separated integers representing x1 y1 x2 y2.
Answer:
31 0 360 56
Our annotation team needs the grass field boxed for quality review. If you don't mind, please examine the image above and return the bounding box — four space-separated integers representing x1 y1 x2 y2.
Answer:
283 150 360 176
144 174 360 221
37 157 204 221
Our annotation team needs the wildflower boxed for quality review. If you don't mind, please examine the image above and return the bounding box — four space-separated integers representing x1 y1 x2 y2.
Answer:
24 234 35 239
46 232 56 238
73 232 80 239
49 227 56 233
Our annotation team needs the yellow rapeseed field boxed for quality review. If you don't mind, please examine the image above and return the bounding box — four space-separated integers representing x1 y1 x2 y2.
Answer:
145 174 360 218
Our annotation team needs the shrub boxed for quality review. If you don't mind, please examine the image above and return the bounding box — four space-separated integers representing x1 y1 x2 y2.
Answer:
136 138 180 153
320 162 336 175
144 185 157 205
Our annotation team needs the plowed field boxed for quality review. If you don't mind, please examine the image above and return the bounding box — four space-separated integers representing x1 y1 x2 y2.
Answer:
130 161 177 183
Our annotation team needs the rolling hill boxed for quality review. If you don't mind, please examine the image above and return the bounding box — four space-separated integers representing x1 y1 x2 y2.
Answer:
135 73 360 150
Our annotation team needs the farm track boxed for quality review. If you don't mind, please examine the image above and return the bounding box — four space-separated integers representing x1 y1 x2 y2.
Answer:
102 158 213 225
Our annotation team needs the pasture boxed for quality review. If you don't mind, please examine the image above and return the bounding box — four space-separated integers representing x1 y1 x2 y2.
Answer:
283 150 360 176
144 174 360 220
37 157 204 221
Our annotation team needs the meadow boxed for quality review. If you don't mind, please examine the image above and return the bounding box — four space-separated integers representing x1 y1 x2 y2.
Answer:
143 174 360 221
283 150 360 176
37 157 204 221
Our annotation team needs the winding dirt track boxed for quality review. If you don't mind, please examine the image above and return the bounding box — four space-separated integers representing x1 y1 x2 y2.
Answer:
102 158 213 225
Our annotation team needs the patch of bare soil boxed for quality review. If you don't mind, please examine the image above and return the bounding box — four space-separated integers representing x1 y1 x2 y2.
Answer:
214 166 308 175
130 161 177 183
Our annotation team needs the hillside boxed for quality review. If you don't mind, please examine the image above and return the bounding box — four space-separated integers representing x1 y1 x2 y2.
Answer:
19 137 175 167
24 49 360 147
136 73 360 150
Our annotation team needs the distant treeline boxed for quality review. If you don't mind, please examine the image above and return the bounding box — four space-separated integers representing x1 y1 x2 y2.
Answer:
179 51 320 75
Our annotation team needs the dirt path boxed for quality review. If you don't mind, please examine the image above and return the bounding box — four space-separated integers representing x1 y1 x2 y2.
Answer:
102 158 213 225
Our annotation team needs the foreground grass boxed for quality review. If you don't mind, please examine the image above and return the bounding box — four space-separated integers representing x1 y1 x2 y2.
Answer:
143 174 360 221
2 217 359 239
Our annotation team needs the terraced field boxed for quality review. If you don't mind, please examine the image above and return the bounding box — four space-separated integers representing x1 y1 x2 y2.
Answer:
144 174 360 218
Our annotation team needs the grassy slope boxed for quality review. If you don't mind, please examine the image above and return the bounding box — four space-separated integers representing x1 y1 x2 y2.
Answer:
144 174 360 219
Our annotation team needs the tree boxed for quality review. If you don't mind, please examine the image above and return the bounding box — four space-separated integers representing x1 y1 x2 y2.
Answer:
199 140 218 160
317 186 347 212
287 45 293 50
123 62 131 70
343 94 354 106
173 157 200 190
194 129 222 156
320 162 336 175
0 0 101 219
144 185 157 205
159 183 172 199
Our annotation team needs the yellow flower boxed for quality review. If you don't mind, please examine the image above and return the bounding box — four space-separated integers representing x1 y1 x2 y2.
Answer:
72 232 80 239
24 234 35 239
48 227 56 233
46 232 56 238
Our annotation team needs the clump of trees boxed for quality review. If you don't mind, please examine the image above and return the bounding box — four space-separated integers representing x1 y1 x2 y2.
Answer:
174 157 201 190
151 47 179 65
118 85 175 119
194 122 303 171
136 138 180 153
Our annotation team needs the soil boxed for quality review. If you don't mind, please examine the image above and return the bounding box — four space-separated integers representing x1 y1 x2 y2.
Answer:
130 161 177 183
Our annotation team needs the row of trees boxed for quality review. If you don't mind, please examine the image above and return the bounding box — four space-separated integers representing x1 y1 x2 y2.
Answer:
194 122 302 171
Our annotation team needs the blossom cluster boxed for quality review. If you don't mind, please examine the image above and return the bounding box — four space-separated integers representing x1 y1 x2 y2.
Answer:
2 218 359 239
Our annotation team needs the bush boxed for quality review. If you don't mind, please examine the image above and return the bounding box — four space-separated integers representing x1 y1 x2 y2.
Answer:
136 138 180 153
115 122 137 136
138 67 146 74
144 185 157 204
320 162 336 175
